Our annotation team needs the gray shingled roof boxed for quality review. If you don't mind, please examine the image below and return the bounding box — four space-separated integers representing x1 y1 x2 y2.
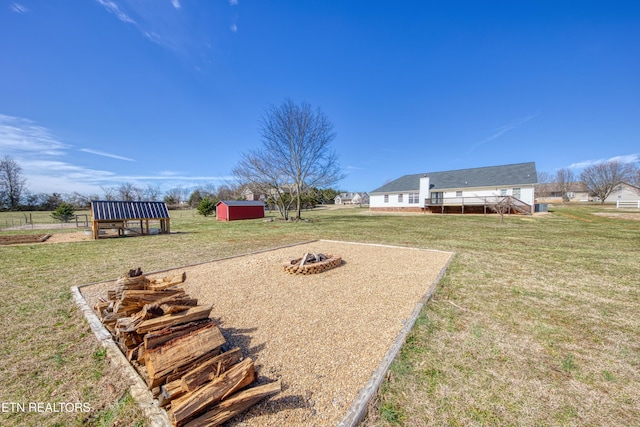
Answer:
371 162 538 193
91 200 170 221
216 200 265 207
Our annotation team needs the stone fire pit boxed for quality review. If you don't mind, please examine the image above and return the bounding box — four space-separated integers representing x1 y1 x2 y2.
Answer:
283 252 342 275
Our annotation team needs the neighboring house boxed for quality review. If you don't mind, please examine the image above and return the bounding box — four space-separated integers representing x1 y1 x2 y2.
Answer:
334 192 370 205
370 162 538 214
604 182 640 205
536 182 590 203
240 186 266 201
216 200 265 221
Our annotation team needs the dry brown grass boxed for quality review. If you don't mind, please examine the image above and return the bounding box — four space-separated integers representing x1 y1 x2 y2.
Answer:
1 206 639 426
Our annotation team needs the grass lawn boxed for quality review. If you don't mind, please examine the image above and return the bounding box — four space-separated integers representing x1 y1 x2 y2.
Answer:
0 205 638 426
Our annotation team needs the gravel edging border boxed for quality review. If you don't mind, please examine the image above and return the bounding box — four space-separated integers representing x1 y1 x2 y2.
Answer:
72 240 454 427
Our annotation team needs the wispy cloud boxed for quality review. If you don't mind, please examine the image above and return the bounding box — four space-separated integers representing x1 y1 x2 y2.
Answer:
96 0 136 24
80 148 135 162
0 113 230 195
94 0 209 54
229 0 238 5
10 2 28 13
469 113 539 153
0 113 69 155
568 153 640 169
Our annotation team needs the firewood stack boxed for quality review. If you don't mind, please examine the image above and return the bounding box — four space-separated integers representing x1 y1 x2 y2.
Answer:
283 252 342 275
94 268 280 427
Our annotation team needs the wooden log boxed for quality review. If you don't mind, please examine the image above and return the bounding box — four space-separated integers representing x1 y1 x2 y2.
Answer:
148 347 222 390
162 347 222 386
147 272 187 291
159 303 199 315
136 304 213 334
144 319 214 350
159 378 186 407
299 253 309 267
145 322 225 387
180 347 242 392
182 381 281 427
118 288 186 309
169 358 255 427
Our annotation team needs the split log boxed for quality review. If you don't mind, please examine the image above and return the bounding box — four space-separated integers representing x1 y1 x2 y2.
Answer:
158 346 241 407
180 347 242 392
181 381 281 427
169 357 255 426
159 378 187 407
147 272 187 291
299 253 309 267
144 319 214 351
145 323 225 388
162 348 223 387
116 288 186 311
136 304 213 334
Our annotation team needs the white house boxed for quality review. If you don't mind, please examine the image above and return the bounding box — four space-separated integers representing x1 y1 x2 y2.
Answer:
334 192 370 205
370 162 538 214
604 182 640 206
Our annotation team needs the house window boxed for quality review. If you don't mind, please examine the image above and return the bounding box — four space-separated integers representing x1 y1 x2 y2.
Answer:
431 192 443 204
500 189 508 196
456 191 462 197
384 194 389 203
513 188 521 199
408 193 419 204
398 194 403 203
567 192 575 199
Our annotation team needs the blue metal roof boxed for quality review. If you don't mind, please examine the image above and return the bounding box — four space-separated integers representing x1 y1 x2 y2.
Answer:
90 200 170 221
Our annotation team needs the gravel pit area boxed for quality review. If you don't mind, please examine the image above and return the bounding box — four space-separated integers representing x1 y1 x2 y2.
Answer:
79 240 453 426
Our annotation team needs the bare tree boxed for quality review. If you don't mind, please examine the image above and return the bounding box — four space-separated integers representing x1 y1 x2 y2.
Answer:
0 155 27 210
233 150 295 219
143 184 162 201
534 171 553 199
117 182 143 201
101 186 116 200
164 186 186 207
235 99 344 220
555 168 576 202
488 195 512 223
66 192 91 209
216 183 241 201
580 160 638 203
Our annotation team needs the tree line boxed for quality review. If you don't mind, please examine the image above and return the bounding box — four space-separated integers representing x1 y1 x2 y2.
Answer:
537 160 639 203
1 99 347 220
0 155 343 214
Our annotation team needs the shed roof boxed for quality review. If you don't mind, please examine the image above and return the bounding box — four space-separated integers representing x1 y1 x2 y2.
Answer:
371 162 538 193
90 200 170 221
216 200 265 207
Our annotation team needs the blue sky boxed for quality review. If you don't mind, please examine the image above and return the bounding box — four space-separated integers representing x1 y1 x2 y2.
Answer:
1 0 639 196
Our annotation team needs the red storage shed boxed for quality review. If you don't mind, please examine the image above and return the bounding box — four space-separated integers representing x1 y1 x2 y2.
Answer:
216 200 265 221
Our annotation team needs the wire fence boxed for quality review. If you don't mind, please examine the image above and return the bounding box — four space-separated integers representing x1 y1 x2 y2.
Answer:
1 213 90 230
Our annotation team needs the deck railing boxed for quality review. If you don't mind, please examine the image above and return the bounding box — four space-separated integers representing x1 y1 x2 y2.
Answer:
425 196 532 214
